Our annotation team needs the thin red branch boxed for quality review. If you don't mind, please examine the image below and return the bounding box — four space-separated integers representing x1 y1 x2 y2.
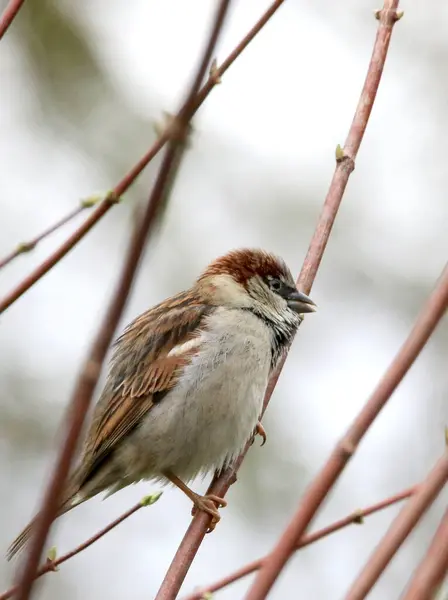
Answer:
246 269 448 600
244 4 406 598
299 1 401 294
345 453 448 600
0 0 25 40
0 0 287 315
2 504 137 600
0 487 414 600
182 486 417 600
0 202 96 271
0 492 162 600
155 3 401 599
400 507 448 600
12 3 231 599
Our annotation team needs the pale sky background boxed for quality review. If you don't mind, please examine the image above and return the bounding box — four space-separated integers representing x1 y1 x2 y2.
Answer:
0 1 447 599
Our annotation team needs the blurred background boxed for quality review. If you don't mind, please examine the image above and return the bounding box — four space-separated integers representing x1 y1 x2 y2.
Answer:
0 0 447 598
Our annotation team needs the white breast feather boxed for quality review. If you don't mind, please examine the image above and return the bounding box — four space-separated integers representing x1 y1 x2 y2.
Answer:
130 307 273 483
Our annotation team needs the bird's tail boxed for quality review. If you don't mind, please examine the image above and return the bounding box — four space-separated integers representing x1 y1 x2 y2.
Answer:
7 486 86 561
7 520 36 561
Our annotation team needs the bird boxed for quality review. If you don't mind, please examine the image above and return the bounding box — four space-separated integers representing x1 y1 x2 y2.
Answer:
8 248 316 559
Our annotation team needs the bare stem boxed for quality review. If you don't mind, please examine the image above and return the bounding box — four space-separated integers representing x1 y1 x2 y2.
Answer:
244 3 405 597
298 1 402 294
0 202 97 271
155 2 402 600
0 0 287 314
246 263 448 599
182 486 417 600
0 499 148 600
0 0 25 40
399 507 448 600
0 484 419 600
345 453 448 600
0 493 162 600
12 3 230 599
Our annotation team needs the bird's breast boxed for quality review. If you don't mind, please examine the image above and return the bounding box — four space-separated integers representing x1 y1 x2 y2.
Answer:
138 308 273 480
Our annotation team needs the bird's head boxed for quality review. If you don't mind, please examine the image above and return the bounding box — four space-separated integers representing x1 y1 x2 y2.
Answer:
196 248 316 327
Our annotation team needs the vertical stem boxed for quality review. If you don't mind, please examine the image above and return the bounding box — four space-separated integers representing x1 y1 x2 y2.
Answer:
13 2 231 598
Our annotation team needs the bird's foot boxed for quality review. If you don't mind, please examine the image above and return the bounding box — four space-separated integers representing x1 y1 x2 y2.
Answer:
252 421 267 446
163 470 227 533
191 493 227 533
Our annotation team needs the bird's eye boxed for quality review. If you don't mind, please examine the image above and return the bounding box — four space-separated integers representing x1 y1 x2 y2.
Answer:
269 278 282 292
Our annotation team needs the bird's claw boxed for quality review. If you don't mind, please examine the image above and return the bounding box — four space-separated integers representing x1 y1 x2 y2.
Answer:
252 421 267 446
191 493 227 533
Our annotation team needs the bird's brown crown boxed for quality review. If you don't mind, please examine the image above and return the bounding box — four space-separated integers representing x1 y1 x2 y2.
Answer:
199 248 291 286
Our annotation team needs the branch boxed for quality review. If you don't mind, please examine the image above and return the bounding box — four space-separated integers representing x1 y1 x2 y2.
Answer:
246 261 448 597
299 1 403 295
0 485 419 600
155 3 402 600
243 4 410 598
12 3 231 599
400 507 448 600
0 197 100 271
182 486 417 600
247 275 448 600
0 0 287 314
0 0 25 40
0 477 415 599
0 493 162 600
345 452 448 600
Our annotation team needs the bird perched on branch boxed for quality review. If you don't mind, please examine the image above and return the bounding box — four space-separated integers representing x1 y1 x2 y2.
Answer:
8 248 316 559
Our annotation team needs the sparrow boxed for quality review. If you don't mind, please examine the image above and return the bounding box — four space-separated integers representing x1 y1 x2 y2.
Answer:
8 248 316 559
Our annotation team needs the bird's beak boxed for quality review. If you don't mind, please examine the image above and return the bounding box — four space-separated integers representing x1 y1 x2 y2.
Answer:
286 289 317 314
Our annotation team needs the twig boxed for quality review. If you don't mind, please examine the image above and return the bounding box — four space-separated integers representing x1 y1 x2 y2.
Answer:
299 2 402 294
182 486 417 600
0 0 287 314
12 3 231 599
155 3 401 600
0 198 100 271
0 487 415 600
400 507 448 600
345 453 448 600
244 4 406 598
0 493 162 600
246 269 448 599
0 0 25 40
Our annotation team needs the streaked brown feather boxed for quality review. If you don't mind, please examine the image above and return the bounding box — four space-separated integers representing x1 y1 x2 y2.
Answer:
76 290 212 488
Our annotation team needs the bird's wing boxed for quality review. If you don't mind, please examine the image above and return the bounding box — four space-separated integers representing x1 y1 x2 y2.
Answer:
77 291 212 486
